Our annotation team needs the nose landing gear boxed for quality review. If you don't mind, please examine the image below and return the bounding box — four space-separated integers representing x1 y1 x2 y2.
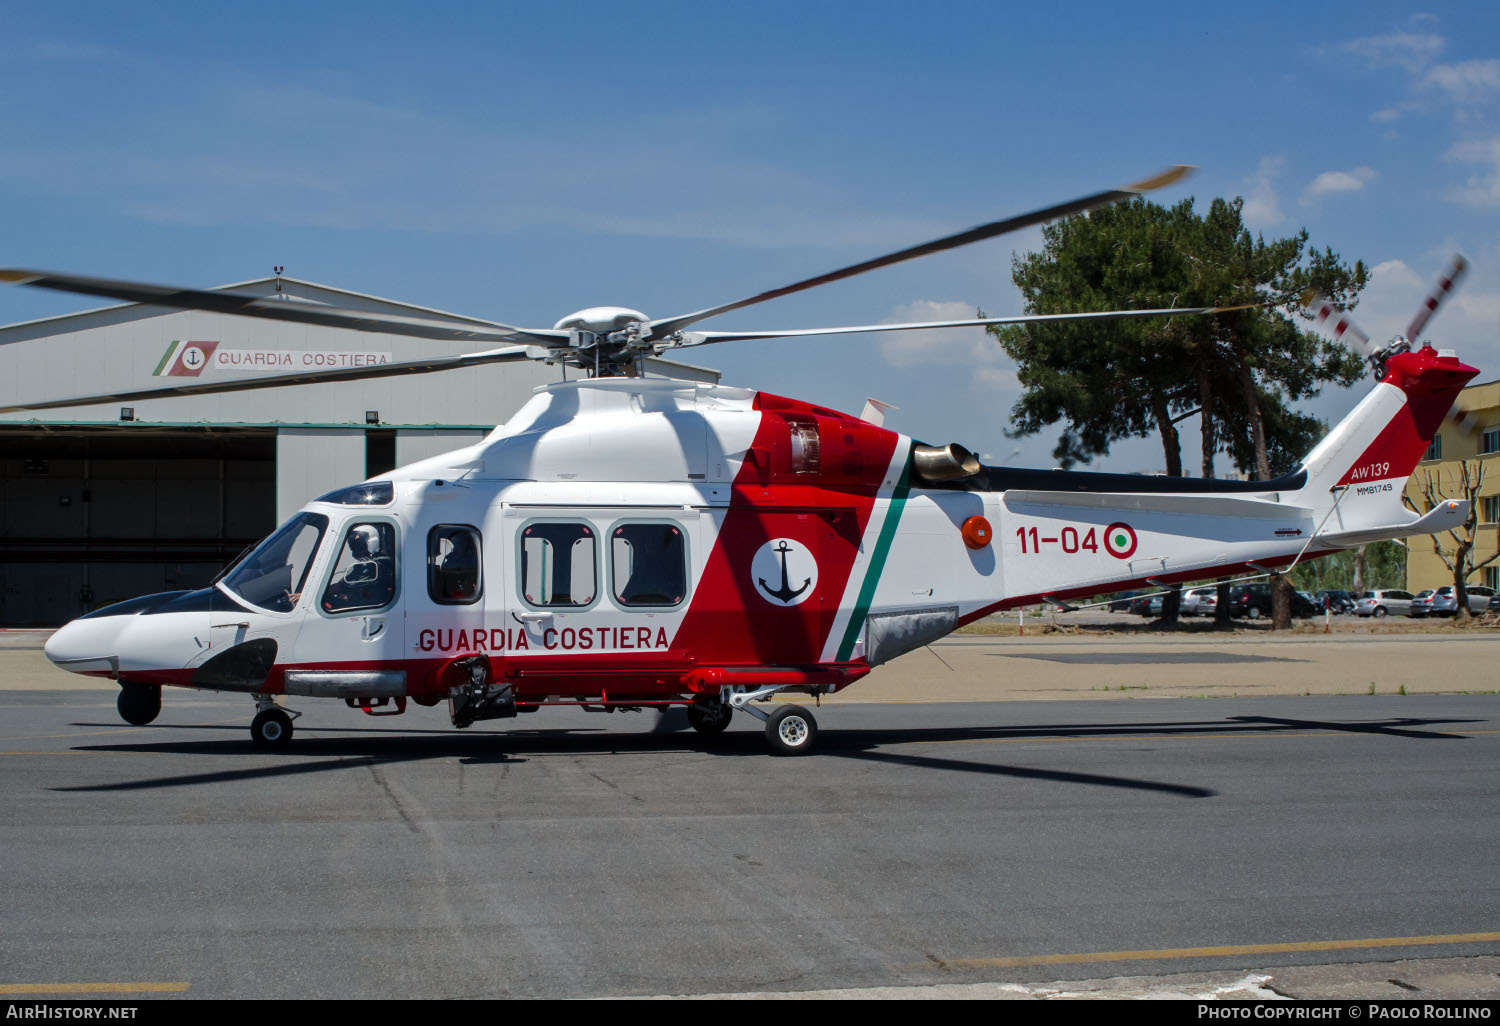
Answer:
250 695 299 748
117 682 161 726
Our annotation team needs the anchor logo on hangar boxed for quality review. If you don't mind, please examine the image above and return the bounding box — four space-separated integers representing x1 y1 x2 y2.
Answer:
752 538 818 607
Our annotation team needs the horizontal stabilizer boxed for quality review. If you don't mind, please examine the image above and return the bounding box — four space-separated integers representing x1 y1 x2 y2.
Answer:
1318 499 1468 548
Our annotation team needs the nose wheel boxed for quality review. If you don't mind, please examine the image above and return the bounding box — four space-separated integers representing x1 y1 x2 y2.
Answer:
250 696 298 748
117 682 161 726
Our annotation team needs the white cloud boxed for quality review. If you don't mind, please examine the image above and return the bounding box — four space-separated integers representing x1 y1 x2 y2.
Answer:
1445 136 1500 207
1301 166 1377 203
876 300 1014 391
1240 156 1285 225
1342 32 1444 73
1424 59 1500 103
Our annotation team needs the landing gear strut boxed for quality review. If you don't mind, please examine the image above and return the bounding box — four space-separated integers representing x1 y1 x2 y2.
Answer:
117 682 161 726
250 694 298 748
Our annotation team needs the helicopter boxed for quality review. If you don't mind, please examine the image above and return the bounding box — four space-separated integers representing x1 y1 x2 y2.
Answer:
4 166 1477 755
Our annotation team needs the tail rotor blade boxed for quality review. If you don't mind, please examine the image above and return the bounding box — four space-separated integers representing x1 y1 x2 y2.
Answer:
1406 254 1468 343
1303 291 1374 357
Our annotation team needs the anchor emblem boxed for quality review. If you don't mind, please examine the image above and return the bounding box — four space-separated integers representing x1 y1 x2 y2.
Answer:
751 538 818 607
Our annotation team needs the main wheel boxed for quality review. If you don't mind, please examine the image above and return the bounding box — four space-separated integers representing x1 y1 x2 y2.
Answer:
765 705 818 756
686 698 733 735
251 707 293 748
117 682 161 726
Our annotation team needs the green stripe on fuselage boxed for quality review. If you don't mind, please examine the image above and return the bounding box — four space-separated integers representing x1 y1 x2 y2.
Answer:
836 452 913 661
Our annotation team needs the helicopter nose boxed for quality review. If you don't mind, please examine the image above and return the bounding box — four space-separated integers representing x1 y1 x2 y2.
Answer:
44 616 123 678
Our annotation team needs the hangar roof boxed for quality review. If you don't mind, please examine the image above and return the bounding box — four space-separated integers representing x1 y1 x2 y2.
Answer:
0 275 560 429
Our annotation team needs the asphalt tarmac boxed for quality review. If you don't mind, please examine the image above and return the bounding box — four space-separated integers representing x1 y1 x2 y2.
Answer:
2 628 1499 1000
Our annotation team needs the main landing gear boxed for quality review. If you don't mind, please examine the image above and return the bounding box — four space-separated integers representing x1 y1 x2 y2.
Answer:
723 686 825 756
250 694 299 748
686 695 733 735
764 705 818 756
117 682 161 726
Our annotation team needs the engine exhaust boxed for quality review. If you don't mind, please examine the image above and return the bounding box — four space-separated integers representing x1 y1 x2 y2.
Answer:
911 442 982 482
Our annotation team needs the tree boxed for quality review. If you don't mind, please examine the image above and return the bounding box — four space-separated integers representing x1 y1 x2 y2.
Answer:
991 196 1368 626
1407 461 1500 621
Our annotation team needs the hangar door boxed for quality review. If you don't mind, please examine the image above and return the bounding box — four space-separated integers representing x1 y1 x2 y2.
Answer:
0 428 276 627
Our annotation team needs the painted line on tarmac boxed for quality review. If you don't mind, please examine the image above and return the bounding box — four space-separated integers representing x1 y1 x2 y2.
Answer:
0 719 243 744
0 982 190 995
927 931 1500 970
900 729 1500 744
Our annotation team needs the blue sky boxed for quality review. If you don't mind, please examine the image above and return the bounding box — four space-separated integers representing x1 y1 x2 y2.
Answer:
3 2 1498 471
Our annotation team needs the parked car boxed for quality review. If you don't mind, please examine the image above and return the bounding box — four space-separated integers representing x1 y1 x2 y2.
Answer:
1108 591 1139 612
1489 591 1500 614
1133 593 1164 617
1228 583 1317 619
1355 589 1414 618
1429 584 1496 616
1408 589 1437 618
1315 589 1356 614
1181 586 1219 617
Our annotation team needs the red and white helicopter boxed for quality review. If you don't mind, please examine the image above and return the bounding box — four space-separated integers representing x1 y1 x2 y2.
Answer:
4 167 1477 754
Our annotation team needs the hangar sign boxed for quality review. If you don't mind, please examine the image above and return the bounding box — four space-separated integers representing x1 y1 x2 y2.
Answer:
153 340 393 377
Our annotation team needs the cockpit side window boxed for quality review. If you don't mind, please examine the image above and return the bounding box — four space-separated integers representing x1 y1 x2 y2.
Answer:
222 512 329 613
322 522 398 614
429 525 482 605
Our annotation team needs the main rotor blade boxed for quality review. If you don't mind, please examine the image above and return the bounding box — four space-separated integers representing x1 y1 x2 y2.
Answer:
0 270 567 347
1406 254 1468 342
646 165 1194 339
0 345 535 414
679 303 1259 346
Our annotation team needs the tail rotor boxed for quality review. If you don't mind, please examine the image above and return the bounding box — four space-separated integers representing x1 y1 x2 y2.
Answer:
1303 253 1469 382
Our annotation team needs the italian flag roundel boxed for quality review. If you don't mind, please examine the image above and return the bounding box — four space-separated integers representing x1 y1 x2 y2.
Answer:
1103 522 1137 559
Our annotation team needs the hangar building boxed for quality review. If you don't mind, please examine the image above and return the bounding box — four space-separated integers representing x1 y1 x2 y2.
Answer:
0 275 712 626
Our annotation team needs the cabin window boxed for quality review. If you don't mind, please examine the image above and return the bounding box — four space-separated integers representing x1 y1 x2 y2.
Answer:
222 512 329 613
520 522 596 608
322 522 398 614
429 525 482 605
611 522 687 607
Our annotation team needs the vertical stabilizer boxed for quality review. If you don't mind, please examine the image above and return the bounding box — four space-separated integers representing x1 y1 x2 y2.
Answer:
1292 346 1477 536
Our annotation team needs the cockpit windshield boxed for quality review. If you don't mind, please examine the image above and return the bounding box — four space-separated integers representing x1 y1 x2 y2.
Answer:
221 512 329 612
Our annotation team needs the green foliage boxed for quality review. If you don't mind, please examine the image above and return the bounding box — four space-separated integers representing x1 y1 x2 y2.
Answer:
991 196 1367 476
1287 542 1408 591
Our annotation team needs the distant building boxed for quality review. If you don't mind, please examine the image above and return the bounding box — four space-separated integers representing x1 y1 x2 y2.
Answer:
0 275 714 626
1402 377 1500 593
